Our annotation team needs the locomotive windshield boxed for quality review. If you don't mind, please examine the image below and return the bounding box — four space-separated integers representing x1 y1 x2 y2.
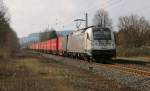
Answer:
93 28 111 40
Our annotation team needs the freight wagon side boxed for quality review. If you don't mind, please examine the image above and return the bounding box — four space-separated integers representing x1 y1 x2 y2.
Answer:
37 43 40 52
41 42 44 52
40 42 43 52
51 38 58 54
38 42 41 52
47 40 51 53
58 37 64 55
43 41 47 53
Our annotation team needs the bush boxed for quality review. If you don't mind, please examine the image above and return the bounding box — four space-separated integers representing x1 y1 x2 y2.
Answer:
117 47 150 57
0 48 10 59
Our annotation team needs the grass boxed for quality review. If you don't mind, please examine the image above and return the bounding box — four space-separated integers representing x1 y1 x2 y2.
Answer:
0 57 74 91
116 47 150 62
117 47 150 57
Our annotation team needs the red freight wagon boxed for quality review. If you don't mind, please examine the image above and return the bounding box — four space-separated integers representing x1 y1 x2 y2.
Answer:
45 41 48 51
36 44 38 49
34 43 38 50
44 42 46 50
39 42 42 50
58 37 64 55
46 41 48 51
38 42 40 50
43 41 46 51
38 42 41 50
42 42 44 50
42 42 45 50
51 38 58 53
34 44 36 50
40 42 43 50
39 42 43 50
47 40 51 52
37 43 39 50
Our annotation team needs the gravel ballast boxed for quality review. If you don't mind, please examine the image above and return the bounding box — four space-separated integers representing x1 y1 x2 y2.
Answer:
42 54 150 91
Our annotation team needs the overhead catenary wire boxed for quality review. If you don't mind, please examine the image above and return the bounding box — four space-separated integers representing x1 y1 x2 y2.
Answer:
69 0 150 29
52 0 150 30
61 0 123 29
38 0 120 30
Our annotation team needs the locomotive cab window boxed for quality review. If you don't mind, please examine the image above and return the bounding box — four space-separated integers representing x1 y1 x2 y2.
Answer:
93 28 111 40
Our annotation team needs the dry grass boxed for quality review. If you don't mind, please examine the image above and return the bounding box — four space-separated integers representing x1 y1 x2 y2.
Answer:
0 57 74 91
0 52 136 91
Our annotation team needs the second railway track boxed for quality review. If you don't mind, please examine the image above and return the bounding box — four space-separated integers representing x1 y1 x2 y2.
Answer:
102 64 150 77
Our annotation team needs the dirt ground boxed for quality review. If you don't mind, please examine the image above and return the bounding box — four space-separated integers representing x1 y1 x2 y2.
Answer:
0 51 136 91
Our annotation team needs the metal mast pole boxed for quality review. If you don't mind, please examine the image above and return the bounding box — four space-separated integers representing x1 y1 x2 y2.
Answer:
85 13 88 28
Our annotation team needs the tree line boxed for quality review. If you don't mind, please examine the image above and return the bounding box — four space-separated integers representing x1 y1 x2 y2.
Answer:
93 9 150 48
117 15 150 48
0 1 18 58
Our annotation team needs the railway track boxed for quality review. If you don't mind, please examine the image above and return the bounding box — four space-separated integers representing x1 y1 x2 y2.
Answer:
36 52 150 77
103 64 150 77
115 63 150 71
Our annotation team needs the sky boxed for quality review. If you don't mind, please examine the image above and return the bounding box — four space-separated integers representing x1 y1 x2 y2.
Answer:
4 0 150 38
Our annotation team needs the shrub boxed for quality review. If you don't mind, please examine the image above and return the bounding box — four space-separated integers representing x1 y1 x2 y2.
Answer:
0 48 10 59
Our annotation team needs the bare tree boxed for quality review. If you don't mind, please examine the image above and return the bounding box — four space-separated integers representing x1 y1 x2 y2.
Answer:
0 1 9 47
118 14 150 48
93 9 112 29
0 1 19 58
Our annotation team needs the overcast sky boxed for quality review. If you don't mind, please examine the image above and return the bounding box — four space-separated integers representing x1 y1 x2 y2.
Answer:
4 0 150 38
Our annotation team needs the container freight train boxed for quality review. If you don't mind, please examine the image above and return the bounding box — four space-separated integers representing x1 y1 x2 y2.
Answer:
28 26 116 62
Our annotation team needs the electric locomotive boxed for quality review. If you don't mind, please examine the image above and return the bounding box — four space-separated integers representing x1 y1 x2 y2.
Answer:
67 26 116 61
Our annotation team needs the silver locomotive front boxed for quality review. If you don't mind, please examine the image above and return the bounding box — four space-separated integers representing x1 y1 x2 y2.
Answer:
85 27 116 59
